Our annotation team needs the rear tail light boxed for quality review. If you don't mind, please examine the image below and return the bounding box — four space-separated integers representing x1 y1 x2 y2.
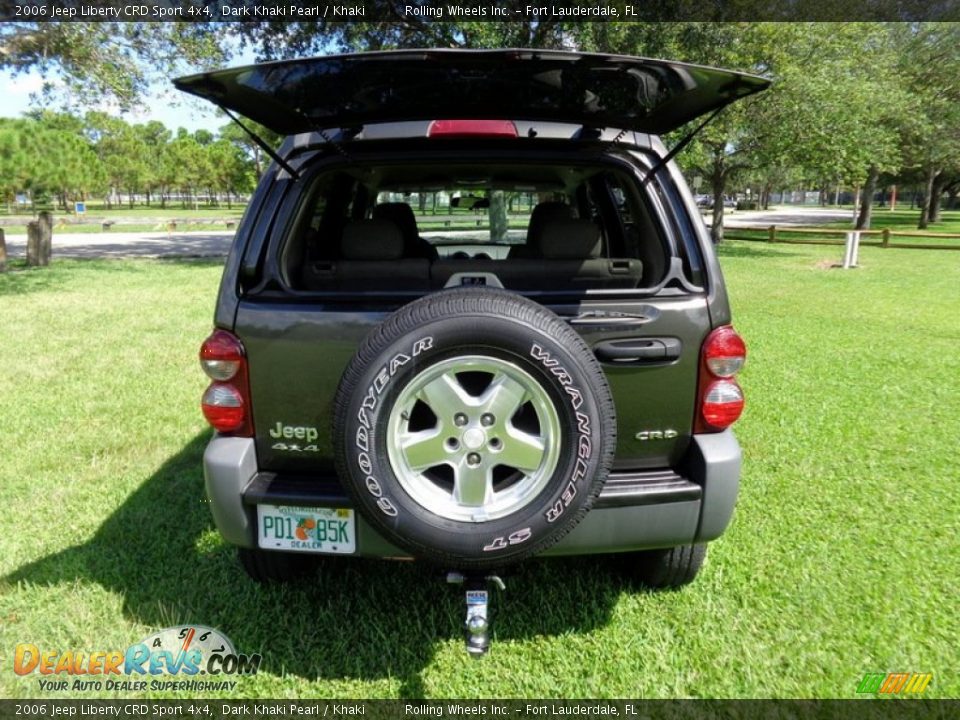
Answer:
199 329 253 436
200 329 243 380
702 381 745 428
427 119 518 138
696 326 747 432
703 326 746 377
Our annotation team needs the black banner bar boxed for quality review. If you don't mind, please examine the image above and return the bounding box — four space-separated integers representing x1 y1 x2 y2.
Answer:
2 0 959 23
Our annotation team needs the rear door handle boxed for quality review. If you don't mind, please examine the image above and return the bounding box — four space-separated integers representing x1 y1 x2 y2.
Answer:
593 337 682 363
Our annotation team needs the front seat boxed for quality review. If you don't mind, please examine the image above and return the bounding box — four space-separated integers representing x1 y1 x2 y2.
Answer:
371 202 438 260
508 201 575 258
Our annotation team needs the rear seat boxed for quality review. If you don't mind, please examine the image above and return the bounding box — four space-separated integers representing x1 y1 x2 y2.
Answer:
301 219 430 291
431 219 643 290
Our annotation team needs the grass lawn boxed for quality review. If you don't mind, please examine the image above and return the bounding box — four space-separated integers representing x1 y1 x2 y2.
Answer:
822 207 960 234
1 243 958 698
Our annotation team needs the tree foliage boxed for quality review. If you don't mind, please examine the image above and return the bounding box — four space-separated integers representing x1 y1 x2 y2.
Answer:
0 22 226 110
4 21 960 229
0 113 258 211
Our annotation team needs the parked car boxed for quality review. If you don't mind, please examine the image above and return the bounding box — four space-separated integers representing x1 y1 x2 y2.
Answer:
697 195 738 209
177 49 767 652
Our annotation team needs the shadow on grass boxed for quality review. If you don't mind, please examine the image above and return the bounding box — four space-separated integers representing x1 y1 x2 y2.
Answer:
6 433 638 694
0 262 61 296
0 258 225 297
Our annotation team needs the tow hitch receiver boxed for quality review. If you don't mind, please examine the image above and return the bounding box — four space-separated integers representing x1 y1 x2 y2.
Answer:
447 572 505 657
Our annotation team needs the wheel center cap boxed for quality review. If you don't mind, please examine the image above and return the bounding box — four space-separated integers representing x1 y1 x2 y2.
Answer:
462 428 486 450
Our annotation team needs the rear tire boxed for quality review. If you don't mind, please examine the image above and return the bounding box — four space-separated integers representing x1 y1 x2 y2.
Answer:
237 547 317 584
632 543 706 589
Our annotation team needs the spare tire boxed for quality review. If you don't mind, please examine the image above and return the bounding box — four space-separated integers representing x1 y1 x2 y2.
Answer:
333 288 615 569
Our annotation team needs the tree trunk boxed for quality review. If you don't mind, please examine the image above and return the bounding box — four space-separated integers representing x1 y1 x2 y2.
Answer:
0 228 7 272
26 211 52 267
929 174 945 223
710 171 725 244
947 187 959 210
918 166 939 229
253 147 263 178
488 191 508 242
856 166 879 230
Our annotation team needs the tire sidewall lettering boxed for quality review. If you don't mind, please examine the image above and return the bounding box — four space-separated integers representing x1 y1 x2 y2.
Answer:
354 337 433 518
527 343 595 526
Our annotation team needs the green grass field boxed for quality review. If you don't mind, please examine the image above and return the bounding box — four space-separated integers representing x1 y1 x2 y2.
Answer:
822 207 960 234
1 243 958 699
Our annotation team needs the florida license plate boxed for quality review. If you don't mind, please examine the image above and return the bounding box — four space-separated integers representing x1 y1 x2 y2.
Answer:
256 505 356 554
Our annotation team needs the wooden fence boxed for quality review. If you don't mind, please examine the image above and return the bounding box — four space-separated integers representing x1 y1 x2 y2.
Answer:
725 225 960 251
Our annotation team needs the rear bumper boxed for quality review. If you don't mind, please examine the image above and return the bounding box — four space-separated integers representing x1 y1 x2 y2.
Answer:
203 431 741 557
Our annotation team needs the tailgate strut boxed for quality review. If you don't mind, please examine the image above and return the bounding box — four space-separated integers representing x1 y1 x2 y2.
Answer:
641 106 725 186
220 106 301 181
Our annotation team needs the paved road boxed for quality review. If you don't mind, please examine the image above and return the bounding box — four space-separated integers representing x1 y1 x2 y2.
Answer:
2 230 235 259
1 207 855 259
718 206 855 227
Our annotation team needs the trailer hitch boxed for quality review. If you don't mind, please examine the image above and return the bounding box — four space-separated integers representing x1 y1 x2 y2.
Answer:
446 572 505 657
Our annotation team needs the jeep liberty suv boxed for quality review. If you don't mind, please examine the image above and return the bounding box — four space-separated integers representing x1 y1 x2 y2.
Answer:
177 50 767 605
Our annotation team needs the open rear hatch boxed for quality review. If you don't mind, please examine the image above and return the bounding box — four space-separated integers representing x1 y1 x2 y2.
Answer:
174 48 770 136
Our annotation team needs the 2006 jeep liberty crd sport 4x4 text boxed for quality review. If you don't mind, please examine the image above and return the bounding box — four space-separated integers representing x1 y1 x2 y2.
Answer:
176 49 768 653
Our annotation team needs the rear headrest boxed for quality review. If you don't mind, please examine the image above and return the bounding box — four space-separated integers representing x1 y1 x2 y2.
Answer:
340 220 403 260
526 202 574 243
536 219 602 259
372 203 418 242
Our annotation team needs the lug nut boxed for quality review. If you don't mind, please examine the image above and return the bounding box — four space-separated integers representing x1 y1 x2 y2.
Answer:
489 438 502 450
466 452 481 466
480 413 495 427
446 438 460 451
454 413 468 427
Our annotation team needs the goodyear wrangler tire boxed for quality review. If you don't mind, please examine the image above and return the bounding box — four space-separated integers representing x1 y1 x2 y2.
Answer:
333 288 616 569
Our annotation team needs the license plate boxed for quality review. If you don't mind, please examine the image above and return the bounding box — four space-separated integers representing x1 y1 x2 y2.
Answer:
256 505 356 554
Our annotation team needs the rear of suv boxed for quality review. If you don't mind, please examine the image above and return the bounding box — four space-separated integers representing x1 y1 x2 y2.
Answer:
178 50 766 602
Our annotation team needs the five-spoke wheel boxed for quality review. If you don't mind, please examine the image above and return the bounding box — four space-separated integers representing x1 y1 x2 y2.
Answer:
387 356 561 522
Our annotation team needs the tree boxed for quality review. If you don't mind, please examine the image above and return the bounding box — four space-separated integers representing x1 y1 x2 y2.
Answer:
228 20 571 60
167 132 212 209
135 121 172 206
890 23 960 228
0 22 228 109
218 121 282 179
206 138 254 208
0 117 105 210
85 112 149 208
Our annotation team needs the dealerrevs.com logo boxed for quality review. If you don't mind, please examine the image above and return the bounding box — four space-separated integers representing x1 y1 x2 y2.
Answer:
14 626 261 693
